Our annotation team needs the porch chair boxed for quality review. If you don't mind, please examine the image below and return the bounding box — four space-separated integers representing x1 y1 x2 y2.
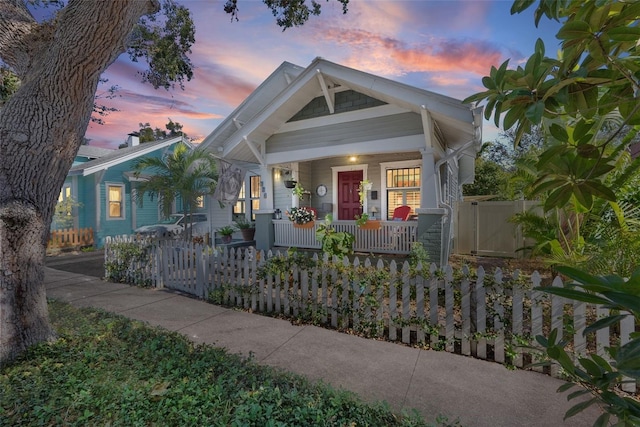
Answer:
392 205 411 221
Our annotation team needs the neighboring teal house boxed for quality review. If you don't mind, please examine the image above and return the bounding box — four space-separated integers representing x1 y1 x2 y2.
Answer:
60 134 193 247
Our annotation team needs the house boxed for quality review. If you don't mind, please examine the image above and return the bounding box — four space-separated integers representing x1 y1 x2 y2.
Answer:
58 134 200 247
200 58 483 265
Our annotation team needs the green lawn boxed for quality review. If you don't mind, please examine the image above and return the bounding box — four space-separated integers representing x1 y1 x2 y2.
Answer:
0 301 455 426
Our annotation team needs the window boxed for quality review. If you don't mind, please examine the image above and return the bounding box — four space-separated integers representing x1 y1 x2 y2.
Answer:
107 184 125 219
233 175 261 220
386 167 420 219
57 184 72 216
196 195 204 208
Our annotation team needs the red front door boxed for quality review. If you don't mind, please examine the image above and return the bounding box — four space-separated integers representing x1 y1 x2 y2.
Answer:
337 170 363 220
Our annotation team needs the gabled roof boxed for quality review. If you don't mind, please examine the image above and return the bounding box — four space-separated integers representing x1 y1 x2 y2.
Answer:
77 145 115 159
200 57 482 165
69 136 188 177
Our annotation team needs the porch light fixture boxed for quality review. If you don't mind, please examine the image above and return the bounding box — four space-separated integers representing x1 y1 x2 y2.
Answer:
349 156 357 162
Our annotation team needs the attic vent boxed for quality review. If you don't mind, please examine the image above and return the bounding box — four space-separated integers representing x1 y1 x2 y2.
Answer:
287 90 386 122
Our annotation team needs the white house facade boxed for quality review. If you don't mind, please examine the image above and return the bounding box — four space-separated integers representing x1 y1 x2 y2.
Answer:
200 58 482 264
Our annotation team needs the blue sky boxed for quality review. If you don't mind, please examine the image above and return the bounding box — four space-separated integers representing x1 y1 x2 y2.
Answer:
85 0 562 149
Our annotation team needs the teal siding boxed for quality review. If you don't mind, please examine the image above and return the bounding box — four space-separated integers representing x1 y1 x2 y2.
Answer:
64 144 181 247
135 192 162 229
77 176 95 230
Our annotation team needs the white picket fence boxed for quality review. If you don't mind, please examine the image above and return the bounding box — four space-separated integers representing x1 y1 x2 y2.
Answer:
273 219 418 254
104 236 637 391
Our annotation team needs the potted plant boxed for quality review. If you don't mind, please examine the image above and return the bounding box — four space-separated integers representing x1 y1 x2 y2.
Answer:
284 179 297 188
292 182 305 198
217 225 235 243
356 180 380 229
286 206 315 229
234 216 256 241
355 213 380 230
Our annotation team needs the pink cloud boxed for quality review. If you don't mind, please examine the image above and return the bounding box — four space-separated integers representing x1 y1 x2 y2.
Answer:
430 75 471 87
320 27 503 77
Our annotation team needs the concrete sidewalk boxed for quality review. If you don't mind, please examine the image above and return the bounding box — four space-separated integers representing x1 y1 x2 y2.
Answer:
44 267 599 426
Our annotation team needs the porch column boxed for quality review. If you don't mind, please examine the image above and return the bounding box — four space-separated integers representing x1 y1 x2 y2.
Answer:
260 165 274 210
416 208 446 267
254 165 275 252
420 148 438 209
254 211 274 252
418 148 446 265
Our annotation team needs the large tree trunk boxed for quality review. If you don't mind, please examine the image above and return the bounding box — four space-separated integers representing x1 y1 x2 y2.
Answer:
0 0 159 365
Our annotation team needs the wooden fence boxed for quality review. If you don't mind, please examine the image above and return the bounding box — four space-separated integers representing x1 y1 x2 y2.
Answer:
48 227 94 250
104 236 637 391
455 200 541 258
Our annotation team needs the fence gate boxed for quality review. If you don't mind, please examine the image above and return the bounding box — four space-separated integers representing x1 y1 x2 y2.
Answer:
455 200 540 258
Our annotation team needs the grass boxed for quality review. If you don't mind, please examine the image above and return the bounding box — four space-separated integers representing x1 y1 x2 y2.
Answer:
0 300 457 427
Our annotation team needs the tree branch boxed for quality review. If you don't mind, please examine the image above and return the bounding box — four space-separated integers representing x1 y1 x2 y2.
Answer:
0 0 38 77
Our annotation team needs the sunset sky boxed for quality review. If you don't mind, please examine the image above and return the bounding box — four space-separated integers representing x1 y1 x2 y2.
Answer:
84 0 561 149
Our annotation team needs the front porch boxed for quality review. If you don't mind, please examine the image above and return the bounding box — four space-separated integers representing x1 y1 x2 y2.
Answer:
273 219 418 254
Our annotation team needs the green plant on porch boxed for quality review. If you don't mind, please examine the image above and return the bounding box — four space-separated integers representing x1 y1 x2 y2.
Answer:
358 179 372 207
354 213 370 227
292 182 306 198
217 225 235 236
315 214 354 258
233 216 254 230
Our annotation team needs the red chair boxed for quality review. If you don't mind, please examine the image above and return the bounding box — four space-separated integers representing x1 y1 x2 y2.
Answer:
392 205 411 221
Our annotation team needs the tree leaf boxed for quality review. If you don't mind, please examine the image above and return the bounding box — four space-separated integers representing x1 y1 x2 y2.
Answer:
537 286 610 305
607 27 640 42
557 382 577 393
563 398 598 420
525 100 545 124
557 21 593 41
584 315 628 335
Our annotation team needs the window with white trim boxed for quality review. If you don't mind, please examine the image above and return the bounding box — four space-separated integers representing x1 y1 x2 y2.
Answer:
56 183 73 219
386 166 420 219
233 175 260 220
107 184 125 219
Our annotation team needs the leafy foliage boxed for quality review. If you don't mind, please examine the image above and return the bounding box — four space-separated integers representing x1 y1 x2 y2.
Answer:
104 241 153 286
465 0 640 212
52 196 81 229
128 0 195 90
465 1 640 424
0 301 433 426
224 0 350 30
121 119 188 148
315 214 354 258
0 67 20 106
133 142 217 232
534 267 640 425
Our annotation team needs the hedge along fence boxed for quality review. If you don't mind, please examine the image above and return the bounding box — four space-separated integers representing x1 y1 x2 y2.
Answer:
104 236 637 391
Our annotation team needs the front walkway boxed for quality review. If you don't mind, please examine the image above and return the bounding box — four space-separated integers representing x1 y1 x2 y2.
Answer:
44 267 600 426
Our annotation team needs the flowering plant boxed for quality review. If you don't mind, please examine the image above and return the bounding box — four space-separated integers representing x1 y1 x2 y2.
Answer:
286 207 315 225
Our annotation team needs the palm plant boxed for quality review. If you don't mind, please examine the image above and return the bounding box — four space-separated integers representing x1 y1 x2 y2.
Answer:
133 141 218 240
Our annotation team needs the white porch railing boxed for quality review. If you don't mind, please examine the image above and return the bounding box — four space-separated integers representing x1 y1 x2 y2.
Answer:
273 219 417 254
